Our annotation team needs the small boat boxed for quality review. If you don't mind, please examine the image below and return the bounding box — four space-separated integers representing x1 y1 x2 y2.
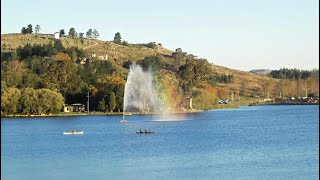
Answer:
120 120 128 123
63 130 84 135
136 131 155 134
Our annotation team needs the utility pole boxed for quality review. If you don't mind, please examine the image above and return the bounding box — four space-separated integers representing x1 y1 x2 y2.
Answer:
87 92 90 113
231 91 234 101
238 90 240 101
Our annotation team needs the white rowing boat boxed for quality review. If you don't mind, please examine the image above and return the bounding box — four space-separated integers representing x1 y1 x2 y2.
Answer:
63 130 84 135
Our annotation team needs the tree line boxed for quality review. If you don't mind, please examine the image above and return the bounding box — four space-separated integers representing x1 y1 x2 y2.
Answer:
269 68 317 80
59 28 100 39
20 25 162 50
21 24 40 34
1 86 64 115
21 24 100 40
1 39 126 114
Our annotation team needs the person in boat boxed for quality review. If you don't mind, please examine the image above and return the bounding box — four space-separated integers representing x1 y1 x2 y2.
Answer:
144 130 147 134
148 130 151 133
140 129 142 133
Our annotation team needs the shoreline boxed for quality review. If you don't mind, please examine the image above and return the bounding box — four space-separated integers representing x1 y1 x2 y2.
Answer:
249 103 319 106
1 109 206 118
3 103 317 118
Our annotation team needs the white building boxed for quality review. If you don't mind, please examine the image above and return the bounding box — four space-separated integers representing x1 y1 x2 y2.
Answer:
54 32 60 39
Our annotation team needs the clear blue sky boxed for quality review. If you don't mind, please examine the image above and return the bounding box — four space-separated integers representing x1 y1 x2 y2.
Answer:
1 0 319 71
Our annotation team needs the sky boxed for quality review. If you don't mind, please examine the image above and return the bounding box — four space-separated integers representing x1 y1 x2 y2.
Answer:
1 0 319 71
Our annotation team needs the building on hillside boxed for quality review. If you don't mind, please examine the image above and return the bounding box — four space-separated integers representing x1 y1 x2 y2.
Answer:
98 54 108 60
64 103 85 112
54 32 60 39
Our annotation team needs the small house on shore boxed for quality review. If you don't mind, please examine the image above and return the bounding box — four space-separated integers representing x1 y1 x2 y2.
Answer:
64 103 85 112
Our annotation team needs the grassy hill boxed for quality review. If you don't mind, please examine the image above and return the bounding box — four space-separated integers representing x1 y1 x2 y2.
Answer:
4 33 314 112
1 33 172 60
1 33 278 98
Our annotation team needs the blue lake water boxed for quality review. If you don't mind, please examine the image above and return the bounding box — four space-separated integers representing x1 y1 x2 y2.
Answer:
1 105 319 179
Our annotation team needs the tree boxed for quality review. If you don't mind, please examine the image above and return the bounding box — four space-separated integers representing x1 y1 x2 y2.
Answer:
48 48 59 56
65 47 84 61
1 87 21 114
40 59 84 97
109 91 116 112
35 25 41 34
173 48 184 59
115 87 124 112
70 50 78 61
261 78 271 98
17 43 33 59
98 98 106 112
54 39 65 52
1 52 18 61
178 58 210 109
145 42 157 48
274 80 285 98
21 27 28 34
93 29 99 39
79 32 84 39
27 24 33 34
108 77 126 112
137 55 163 71
113 32 122 44
86 28 93 38
172 48 185 69
68 28 76 38
31 44 42 56
122 41 128 46
20 88 38 114
52 53 71 61
35 89 64 114
1 81 8 95
19 71 42 89
59 29 65 37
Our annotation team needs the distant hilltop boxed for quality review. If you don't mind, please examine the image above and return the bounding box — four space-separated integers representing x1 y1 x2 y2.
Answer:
249 69 272 75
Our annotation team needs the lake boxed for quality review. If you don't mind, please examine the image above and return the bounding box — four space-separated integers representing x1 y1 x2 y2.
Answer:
1 105 319 179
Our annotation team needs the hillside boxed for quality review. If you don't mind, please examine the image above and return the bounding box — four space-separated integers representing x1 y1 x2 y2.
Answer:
210 65 277 97
1 33 172 61
2 33 318 114
1 33 274 96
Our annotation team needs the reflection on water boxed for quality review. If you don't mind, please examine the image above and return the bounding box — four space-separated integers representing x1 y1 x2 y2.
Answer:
151 114 192 121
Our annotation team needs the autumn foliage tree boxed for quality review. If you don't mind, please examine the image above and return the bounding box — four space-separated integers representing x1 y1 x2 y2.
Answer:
178 58 210 109
109 92 116 112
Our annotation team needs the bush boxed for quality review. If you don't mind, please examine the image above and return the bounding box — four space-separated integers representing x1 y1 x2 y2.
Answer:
144 42 157 48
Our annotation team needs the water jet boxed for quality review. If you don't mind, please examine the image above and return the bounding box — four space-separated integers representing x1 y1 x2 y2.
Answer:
121 63 162 122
